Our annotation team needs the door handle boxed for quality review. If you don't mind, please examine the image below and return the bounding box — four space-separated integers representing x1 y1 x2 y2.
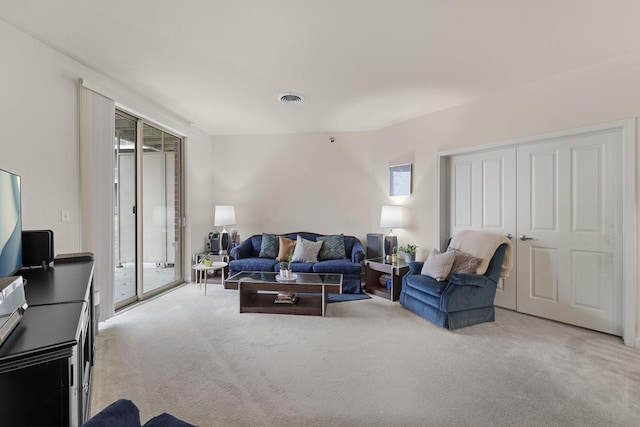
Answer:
505 233 513 240
519 235 534 241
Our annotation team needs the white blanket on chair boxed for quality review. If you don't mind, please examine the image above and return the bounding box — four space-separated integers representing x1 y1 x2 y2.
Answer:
448 230 513 278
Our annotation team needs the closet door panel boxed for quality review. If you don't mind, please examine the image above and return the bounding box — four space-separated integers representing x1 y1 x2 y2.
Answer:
449 148 517 310
516 132 621 335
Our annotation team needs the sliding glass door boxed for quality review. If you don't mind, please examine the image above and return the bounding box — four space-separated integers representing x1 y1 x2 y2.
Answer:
142 123 182 294
114 111 184 309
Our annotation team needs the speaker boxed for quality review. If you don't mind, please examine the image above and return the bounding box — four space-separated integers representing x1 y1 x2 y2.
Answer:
366 233 384 259
208 231 220 255
22 230 54 269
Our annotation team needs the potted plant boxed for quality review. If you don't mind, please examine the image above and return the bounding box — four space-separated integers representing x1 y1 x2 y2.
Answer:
397 244 418 263
280 252 294 278
199 254 214 267
279 261 291 278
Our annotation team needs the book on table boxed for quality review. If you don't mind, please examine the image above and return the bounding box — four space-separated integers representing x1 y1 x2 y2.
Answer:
274 291 298 304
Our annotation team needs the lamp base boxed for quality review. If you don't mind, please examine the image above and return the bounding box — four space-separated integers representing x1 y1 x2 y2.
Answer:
220 226 231 255
384 235 397 262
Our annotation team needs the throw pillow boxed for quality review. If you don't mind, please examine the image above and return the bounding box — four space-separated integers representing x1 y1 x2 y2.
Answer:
276 236 296 262
258 233 279 258
291 235 323 263
316 234 346 261
447 249 483 278
421 249 456 281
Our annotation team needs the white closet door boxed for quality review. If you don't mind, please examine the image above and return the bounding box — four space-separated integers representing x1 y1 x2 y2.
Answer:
449 148 517 309
516 131 622 335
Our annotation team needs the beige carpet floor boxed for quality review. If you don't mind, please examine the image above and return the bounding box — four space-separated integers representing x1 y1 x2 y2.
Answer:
91 283 640 427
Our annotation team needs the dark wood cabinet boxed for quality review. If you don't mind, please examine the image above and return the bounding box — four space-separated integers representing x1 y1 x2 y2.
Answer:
0 259 94 427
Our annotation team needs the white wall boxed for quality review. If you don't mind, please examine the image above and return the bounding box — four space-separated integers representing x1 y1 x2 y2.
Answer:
0 20 213 276
0 20 81 252
211 132 375 243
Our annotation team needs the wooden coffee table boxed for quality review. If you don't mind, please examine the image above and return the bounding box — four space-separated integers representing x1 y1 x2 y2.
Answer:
226 271 343 317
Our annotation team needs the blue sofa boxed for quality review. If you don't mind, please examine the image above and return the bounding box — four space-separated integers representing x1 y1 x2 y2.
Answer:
400 244 507 330
229 232 365 294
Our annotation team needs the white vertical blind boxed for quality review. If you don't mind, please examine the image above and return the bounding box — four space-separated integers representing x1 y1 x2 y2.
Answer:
80 85 115 321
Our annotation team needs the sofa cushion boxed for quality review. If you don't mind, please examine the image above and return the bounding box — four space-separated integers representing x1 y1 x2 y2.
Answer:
81 399 141 427
288 262 315 273
229 257 277 273
312 259 362 275
447 249 483 278
316 234 346 261
291 235 323 262
405 273 449 297
276 236 296 262
143 413 196 427
421 249 455 281
258 233 279 258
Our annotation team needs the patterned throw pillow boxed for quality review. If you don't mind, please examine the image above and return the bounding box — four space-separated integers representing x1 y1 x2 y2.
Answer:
421 249 456 281
447 249 483 278
258 233 279 258
291 235 323 262
276 236 296 262
316 234 346 261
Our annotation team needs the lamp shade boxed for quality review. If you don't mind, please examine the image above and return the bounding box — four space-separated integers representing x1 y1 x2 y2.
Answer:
214 205 236 227
380 205 404 228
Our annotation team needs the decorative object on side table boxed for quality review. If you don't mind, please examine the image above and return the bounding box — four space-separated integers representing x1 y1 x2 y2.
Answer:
397 244 418 263
199 254 214 267
380 205 405 261
391 246 398 265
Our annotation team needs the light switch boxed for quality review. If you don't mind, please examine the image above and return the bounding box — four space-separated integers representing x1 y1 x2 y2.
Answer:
61 209 70 222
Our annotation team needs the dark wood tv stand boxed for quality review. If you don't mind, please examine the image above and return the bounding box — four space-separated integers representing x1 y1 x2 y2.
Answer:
0 258 95 426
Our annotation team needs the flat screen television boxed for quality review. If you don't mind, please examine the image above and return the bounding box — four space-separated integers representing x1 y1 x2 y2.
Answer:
0 168 22 277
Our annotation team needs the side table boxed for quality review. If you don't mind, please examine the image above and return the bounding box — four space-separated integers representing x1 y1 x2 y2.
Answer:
192 253 230 282
192 262 228 295
364 257 410 301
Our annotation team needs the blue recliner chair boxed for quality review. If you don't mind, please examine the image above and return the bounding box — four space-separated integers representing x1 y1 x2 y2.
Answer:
400 243 507 330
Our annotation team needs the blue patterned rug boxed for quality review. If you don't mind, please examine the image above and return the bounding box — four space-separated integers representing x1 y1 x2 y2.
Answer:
328 293 371 303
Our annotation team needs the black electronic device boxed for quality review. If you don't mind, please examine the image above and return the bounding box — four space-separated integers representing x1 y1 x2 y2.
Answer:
54 252 95 264
22 229 54 269
366 233 384 259
209 231 220 255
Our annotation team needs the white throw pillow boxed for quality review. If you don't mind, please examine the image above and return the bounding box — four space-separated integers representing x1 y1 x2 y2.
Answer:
421 249 456 281
291 235 323 262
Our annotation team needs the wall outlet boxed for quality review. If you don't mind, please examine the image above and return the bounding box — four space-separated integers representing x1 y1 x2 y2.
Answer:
61 209 70 222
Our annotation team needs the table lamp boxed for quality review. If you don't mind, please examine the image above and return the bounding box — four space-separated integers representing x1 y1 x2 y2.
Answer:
214 205 236 255
380 205 404 261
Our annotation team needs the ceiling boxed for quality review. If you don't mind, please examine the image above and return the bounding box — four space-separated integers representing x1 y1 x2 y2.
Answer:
2 1 640 136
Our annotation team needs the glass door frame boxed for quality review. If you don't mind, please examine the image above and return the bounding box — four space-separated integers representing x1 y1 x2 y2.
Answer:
138 120 184 299
115 108 185 311
115 110 138 310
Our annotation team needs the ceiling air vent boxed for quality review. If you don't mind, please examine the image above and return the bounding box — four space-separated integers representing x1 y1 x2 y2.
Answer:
278 92 305 104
